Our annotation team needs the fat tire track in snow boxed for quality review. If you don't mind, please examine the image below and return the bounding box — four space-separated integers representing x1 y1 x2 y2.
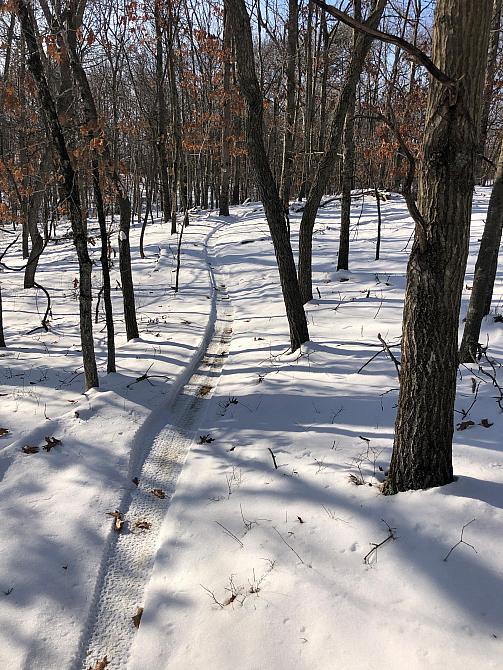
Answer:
75 223 233 670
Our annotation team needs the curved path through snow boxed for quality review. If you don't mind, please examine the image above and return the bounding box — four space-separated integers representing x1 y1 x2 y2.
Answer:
75 223 233 670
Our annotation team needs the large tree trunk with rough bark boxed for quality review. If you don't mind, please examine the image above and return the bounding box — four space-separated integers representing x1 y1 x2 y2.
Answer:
225 0 309 351
14 0 99 391
459 136 503 362
383 0 492 494
478 0 502 184
298 0 386 304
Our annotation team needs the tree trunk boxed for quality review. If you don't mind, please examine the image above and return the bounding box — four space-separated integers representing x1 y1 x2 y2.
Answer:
374 185 382 260
24 150 50 288
298 0 386 304
225 0 309 351
383 0 492 494
118 194 139 339
14 0 98 391
459 135 503 362
478 0 502 184
0 282 5 348
219 9 232 217
280 0 298 208
338 2 361 271
93 163 116 373
154 0 171 222
140 181 153 259
61 9 139 341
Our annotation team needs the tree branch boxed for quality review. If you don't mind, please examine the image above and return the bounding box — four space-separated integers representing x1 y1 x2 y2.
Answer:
311 0 455 87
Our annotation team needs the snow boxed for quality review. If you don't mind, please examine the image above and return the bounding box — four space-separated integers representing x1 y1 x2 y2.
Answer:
1 190 503 669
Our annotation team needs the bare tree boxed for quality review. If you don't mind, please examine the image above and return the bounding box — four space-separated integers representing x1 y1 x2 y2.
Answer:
224 0 309 351
219 8 232 217
459 135 503 362
297 0 386 304
14 0 99 390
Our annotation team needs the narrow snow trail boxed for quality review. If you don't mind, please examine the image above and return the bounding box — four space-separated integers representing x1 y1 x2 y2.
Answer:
76 223 233 670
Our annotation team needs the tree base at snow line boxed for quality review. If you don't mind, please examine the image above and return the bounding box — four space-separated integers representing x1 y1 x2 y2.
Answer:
382 461 454 495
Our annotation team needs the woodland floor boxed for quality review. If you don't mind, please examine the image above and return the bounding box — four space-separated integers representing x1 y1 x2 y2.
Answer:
0 190 502 669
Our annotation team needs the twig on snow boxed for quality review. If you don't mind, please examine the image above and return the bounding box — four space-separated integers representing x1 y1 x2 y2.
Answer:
363 519 397 564
268 447 278 469
215 521 244 548
273 527 308 566
443 519 478 562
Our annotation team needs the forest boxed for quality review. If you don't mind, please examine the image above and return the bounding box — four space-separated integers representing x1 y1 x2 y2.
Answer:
0 0 502 668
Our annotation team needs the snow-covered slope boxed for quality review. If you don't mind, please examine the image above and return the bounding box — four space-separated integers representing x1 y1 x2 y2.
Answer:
1 191 502 669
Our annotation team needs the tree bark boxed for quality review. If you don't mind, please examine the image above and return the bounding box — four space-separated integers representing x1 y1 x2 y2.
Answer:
219 9 232 217
61 8 139 341
94 163 116 373
338 1 361 271
298 0 386 303
478 0 502 184
459 135 503 362
0 282 5 348
14 0 99 390
225 0 309 351
279 0 298 208
383 0 492 494
154 0 172 222
24 150 50 288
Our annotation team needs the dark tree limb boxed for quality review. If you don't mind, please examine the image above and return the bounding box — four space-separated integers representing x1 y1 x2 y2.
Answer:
311 0 455 87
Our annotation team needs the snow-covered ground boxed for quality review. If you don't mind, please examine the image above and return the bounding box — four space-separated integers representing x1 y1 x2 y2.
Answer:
1 190 502 669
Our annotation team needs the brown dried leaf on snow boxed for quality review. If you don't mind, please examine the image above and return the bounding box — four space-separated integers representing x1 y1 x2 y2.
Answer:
132 606 144 628
151 488 166 499
134 520 151 530
107 511 124 532
0 427 10 437
479 418 494 428
457 420 475 431
43 436 62 452
88 656 109 670
22 445 39 454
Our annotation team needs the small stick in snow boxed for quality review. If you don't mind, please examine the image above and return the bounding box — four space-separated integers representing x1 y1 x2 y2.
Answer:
215 521 244 548
273 527 309 566
443 519 478 562
200 584 224 609
126 363 171 388
363 519 397 564
268 447 278 469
